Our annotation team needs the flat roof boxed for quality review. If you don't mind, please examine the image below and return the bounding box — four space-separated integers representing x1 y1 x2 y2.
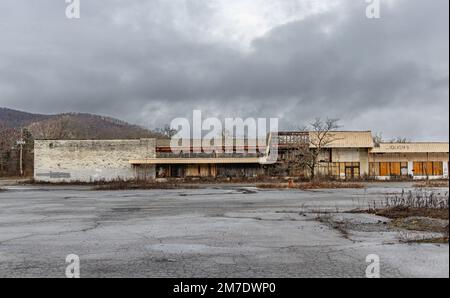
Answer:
158 131 375 149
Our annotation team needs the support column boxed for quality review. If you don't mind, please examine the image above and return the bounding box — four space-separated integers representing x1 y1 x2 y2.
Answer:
359 149 369 177
408 161 414 177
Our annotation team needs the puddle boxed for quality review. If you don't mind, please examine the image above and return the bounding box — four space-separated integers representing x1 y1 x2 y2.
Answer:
111 207 142 212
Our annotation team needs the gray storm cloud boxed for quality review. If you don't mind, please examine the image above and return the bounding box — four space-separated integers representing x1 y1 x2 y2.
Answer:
0 0 448 141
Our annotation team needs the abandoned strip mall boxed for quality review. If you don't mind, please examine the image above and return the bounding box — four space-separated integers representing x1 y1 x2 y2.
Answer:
34 131 449 182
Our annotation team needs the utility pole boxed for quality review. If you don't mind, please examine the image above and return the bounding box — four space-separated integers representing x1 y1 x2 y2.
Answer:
16 130 26 176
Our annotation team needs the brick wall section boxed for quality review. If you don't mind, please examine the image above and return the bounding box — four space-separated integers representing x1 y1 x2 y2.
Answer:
34 139 156 182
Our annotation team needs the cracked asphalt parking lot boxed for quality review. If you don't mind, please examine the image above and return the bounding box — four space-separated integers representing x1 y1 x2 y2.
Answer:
0 183 448 278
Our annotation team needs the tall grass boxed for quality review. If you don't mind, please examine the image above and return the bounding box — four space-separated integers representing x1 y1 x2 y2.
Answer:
366 188 449 220
384 189 448 210
258 181 365 190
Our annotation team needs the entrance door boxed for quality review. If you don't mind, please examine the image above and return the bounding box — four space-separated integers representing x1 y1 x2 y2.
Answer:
345 167 354 179
344 162 360 179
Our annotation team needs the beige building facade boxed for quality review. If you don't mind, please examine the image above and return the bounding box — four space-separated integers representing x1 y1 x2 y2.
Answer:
369 143 449 180
312 131 373 179
33 132 449 182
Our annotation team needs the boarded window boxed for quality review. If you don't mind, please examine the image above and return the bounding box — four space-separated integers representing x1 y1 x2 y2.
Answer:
339 163 345 176
373 162 409 177
186 164 200 177
413 162 423 175
390 162 401 176
413 162 444 176
199 164 210 177
210 164 217 177
316 162 340 177
425 162 434 175
328 163 339 177
433 162 443 176
380 162 390 176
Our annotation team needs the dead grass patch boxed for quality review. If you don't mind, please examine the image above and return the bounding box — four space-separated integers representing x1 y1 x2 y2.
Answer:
390 217 448 233
353 189 449 241
414 180 449 188
23 178 108 186
402 237 449 244
258 181 365 190
362 207 449 220
23 178 199 190
92 181 199 191
355 189 450 220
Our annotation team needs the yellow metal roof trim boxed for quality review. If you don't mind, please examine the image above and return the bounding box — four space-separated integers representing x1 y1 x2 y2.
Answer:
309 131 375 148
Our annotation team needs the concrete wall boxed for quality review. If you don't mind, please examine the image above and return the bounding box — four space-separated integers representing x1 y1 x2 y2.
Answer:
34 139 156 182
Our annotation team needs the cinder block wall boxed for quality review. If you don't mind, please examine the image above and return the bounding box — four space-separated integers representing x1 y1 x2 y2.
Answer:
34 139 156 182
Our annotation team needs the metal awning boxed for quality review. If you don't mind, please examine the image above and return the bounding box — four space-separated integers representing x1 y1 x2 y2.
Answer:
130 157 264 165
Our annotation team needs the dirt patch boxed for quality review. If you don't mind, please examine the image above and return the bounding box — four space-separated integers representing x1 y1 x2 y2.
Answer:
350 188 449 244
23 179 100 186
351 207 449 243
258 181 365 190
316 211 449 244
92 182 199 191
414 180 449 188
391 217 449 234
403 237 449 244
358 207 449 220
315 215 351 239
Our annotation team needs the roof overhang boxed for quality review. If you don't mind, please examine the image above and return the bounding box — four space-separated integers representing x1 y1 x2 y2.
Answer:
130 157 264 165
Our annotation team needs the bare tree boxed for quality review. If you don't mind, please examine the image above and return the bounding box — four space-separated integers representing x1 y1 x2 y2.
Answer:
278 118 340 181
373 132 383 147
373 133 409 145
52 116 71 139
390 136 409 143
155 124 178 138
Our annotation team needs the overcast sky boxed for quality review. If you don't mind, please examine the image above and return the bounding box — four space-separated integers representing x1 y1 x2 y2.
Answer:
0 0 448 141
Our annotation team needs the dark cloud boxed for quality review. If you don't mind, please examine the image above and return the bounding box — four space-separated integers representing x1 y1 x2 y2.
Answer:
0 0 448 141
